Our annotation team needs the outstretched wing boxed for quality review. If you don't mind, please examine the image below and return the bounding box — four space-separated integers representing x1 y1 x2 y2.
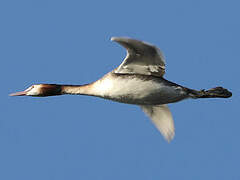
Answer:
112 37 166 77
140 105 175 142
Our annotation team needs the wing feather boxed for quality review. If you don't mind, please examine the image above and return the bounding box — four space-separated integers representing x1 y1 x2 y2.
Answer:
112 37 166 77
141 105 175 142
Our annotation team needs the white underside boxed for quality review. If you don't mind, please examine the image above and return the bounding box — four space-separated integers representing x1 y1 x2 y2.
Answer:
92 73 188 105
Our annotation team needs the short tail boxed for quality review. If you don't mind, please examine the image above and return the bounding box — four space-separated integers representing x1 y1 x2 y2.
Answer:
188 87 232 99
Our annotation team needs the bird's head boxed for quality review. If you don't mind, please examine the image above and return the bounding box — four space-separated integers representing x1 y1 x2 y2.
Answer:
10 84 62 97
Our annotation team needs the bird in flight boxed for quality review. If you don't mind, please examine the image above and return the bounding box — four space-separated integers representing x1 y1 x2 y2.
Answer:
10 37 232 142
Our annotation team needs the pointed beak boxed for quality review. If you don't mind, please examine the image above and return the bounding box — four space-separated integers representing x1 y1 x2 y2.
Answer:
9 91 27 96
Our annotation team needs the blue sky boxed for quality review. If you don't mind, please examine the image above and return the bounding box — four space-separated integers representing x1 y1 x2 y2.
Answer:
1 0 239 179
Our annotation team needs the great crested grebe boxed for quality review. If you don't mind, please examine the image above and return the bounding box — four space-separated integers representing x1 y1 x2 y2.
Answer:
10 37 232 142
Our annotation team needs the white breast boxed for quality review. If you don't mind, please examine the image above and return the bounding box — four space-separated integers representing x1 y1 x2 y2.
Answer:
91 73 187 105
93 75 156 97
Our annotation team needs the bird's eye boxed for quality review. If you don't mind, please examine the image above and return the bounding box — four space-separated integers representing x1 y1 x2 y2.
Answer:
25 85 34 92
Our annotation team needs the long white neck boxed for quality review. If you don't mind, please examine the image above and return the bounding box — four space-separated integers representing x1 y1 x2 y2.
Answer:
61 84 95 96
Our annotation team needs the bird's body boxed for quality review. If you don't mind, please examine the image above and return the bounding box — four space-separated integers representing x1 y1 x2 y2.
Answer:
10 37 232 142
72 72 188 105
